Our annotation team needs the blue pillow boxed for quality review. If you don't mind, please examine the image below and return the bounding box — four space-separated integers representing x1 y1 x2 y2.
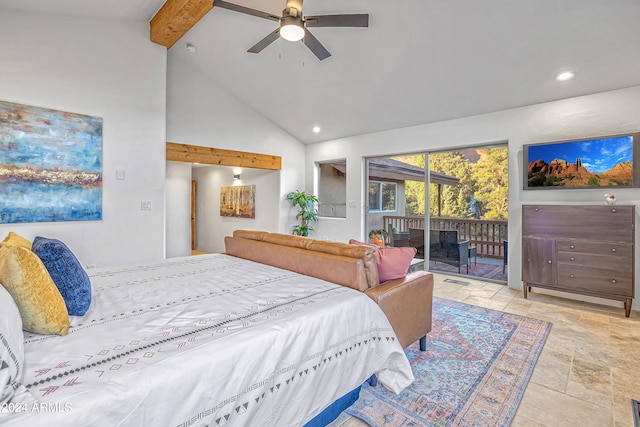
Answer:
31 236 91 316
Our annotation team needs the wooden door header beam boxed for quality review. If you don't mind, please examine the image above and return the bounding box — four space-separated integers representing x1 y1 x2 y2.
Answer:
167 142 282 170
150 0 213 49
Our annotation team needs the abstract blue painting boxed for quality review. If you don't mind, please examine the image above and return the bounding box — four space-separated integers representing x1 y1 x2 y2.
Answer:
0 100 102 223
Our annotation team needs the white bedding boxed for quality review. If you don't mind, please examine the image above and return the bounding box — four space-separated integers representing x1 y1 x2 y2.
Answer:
3 254 413 426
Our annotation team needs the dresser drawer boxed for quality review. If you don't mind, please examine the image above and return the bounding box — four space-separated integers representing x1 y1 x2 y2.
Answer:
523 205 634 242
557 240 633 257
557 266 633 297
557 252 632 271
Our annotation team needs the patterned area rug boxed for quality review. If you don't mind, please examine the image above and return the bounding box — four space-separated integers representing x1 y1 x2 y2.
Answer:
429 259 508 282
346 297 551 427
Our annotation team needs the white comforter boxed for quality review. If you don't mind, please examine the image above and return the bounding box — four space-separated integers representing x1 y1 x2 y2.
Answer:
5 254 413 426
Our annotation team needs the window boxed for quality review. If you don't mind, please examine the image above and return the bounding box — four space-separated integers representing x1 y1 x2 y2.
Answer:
368 181 396 212
317 160 346 218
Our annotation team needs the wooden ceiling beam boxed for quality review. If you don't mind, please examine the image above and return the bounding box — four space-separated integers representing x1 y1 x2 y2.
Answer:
166 142 282 170
150 0 213 49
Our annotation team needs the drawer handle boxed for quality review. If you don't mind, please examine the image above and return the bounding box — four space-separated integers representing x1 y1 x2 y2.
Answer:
570 274 575 278
570 257 575 261
611 248 616 252
535 208 539 211
570 245 575 249
547 260 552 264
611 208 616 213
612 279 617 284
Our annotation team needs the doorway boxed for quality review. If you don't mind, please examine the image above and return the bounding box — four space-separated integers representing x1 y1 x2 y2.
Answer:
428 146 508 281
365 144 508 283
191 180 197 251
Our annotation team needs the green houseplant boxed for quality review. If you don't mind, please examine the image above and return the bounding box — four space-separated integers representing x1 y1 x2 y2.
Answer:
286 190 319 236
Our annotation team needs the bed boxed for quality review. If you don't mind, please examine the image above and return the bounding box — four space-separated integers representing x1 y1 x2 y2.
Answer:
1 250 415 426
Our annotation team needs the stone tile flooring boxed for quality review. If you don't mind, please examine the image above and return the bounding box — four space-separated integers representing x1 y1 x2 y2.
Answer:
329 272 640 427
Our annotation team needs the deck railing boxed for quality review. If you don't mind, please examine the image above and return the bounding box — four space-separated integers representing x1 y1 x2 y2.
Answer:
383 215 508 259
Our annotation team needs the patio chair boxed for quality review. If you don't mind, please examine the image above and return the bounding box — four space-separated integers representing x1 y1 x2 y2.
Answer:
503 239 508 273
429 229 469 274
408 228 425 258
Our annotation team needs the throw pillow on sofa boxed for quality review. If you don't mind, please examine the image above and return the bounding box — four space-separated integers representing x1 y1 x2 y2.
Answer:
32 236 92 316
349 239 417 282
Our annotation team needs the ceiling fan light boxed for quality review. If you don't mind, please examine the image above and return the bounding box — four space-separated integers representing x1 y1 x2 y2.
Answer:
280 16 304 41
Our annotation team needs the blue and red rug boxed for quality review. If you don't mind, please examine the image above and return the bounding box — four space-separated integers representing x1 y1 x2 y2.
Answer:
346 297 551 426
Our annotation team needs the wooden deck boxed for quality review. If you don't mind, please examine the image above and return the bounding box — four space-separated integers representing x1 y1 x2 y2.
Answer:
383 215 508 260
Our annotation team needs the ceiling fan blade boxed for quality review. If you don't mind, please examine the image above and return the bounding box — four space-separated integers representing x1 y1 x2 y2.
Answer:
305 14 369 28
213 0 280 22
303 29 331 61
248 28 280 53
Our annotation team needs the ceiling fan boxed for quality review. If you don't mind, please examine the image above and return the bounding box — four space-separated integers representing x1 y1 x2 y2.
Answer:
213 0 369 60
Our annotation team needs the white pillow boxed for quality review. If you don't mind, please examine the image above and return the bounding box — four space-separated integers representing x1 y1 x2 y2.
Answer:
0 284 25 405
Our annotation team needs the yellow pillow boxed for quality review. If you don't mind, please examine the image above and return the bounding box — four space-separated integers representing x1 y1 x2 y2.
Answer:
0 244 69 336
2 232 32 250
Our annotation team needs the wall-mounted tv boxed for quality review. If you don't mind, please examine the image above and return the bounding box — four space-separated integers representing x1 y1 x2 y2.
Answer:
523 132 640 189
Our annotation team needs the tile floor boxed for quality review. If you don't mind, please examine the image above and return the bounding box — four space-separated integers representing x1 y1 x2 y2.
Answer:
329 272 640 427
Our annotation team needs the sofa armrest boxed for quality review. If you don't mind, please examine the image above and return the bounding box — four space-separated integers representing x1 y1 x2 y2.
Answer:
364 271 434 349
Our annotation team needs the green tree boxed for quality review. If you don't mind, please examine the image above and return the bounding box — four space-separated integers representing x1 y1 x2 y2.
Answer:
471 147 508 219
394 154 426 216
392 147 508 221
429 151 473 218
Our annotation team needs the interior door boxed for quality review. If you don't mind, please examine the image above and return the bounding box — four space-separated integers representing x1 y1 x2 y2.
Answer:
191 180 196 251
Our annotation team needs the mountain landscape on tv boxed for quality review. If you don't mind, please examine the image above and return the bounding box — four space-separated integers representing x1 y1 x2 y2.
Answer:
527 158 632 187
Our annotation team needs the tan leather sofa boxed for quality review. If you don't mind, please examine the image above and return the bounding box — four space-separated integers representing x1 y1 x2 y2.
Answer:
225 230 434 350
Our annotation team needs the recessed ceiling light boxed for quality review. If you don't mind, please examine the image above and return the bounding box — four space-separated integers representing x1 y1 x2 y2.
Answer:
555 70 575 81
312 126 321 133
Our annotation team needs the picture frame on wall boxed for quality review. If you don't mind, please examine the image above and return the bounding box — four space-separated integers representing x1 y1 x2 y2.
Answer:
220 184 255 218
0 100 103 223
523 132 640 190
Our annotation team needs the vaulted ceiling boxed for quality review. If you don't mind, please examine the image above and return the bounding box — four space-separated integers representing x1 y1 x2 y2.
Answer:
3 0 640 144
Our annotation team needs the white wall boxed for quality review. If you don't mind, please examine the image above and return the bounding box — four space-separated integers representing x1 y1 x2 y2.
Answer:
166 55 306 252
0 10 167 268
306 85 640 309
191 166 280 254
166 162 192 257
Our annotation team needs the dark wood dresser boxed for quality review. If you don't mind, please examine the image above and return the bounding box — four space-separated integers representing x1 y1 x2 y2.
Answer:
522 204 635 317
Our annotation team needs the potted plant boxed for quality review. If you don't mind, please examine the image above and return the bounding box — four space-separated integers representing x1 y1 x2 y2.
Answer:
286 190 319 237
368 229 389 247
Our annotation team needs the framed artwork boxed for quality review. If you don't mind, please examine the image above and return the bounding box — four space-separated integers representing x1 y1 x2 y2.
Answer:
220 185 255 218
0 100 103 223
523 132 640 189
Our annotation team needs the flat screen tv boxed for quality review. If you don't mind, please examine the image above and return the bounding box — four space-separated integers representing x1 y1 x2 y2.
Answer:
523 132 640 189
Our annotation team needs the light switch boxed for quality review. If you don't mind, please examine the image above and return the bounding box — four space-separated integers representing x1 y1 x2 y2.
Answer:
141 201 152 210
116 169 125 180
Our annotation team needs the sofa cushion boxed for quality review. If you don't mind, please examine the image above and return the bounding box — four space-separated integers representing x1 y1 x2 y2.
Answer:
31 236 92 316
307 240 379 287
262 232 310 249
225 236 369 291
0 245 69 336
350 239 416 282
232 230 269 241
2 232 32 250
